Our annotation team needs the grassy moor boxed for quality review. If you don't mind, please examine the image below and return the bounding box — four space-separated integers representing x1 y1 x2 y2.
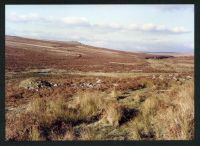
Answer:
5 36 194 140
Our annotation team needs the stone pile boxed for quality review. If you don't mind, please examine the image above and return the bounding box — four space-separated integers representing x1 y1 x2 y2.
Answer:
19 78 58 91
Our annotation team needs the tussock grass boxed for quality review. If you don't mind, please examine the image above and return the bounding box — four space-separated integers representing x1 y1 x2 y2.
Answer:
8 89 124 140
26 97 46 113
79 128 97 140
62 127 74 140
30 126 44 141
73 91 106 117
6 78 194 140
129 80 194 140
156 81 194 140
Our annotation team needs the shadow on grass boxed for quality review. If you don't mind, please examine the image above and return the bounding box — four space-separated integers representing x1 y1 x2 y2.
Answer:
119 108 139 126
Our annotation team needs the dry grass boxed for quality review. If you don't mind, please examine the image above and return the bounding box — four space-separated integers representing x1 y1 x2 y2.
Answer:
5 36 194 141
79 128 97 140
6 77 194 141
73 91 106 117
154 81 194 140
128 80 194 140
147 59 194 72
66 71 158 78
62 127 74 140
6 89 125 140
30 126 44 141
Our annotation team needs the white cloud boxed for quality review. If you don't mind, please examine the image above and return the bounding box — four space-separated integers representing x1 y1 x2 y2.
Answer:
151 5 194 12
7 12 190 35
7 12 40 22
103 23 122 29
141 23 157 31
170 26 190 33
127 24 138 30
6 25 193 53
141 23 166 31
127 23 190 34
61 17 90 26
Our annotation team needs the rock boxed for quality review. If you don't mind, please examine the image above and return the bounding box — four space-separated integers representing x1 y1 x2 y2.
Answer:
173 76 177 81
88 83 93 88
79 82 94 88
186 76 192 80
159 75 164 80
113 83 119 87
152 75 156 79
181 78 186 81
37 80 52 88
96 79 102 84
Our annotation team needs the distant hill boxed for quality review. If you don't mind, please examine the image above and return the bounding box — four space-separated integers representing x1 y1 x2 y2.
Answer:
5 36 194 72
5 35 147 72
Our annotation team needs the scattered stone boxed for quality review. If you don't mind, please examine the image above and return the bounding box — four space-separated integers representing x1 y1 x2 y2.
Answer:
88 83 93 88
79 82 95 88
96 79 102 84
19 78 57 90
173 76 177 81
186 76 192 80
37 80 52 88
181 78 186 81
152 75 156 79
159 75 164 80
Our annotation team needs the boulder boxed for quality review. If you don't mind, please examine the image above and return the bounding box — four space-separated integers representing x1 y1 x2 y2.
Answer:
186 76 192 80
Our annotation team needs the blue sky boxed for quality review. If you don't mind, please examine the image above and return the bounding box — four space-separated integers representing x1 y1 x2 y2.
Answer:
6 5 194 52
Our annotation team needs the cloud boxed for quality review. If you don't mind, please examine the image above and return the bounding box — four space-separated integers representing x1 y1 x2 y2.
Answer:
6 25 193 53
88 39 194 53
170 26 190 33
7 12 41 22
151 4 194 12
61 17 90 26
7 12 190 34
95 23 122 30
141 23 166 31
127 23 190 34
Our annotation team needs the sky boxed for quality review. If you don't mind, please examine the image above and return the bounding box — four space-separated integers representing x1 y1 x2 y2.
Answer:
6 5 194 52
